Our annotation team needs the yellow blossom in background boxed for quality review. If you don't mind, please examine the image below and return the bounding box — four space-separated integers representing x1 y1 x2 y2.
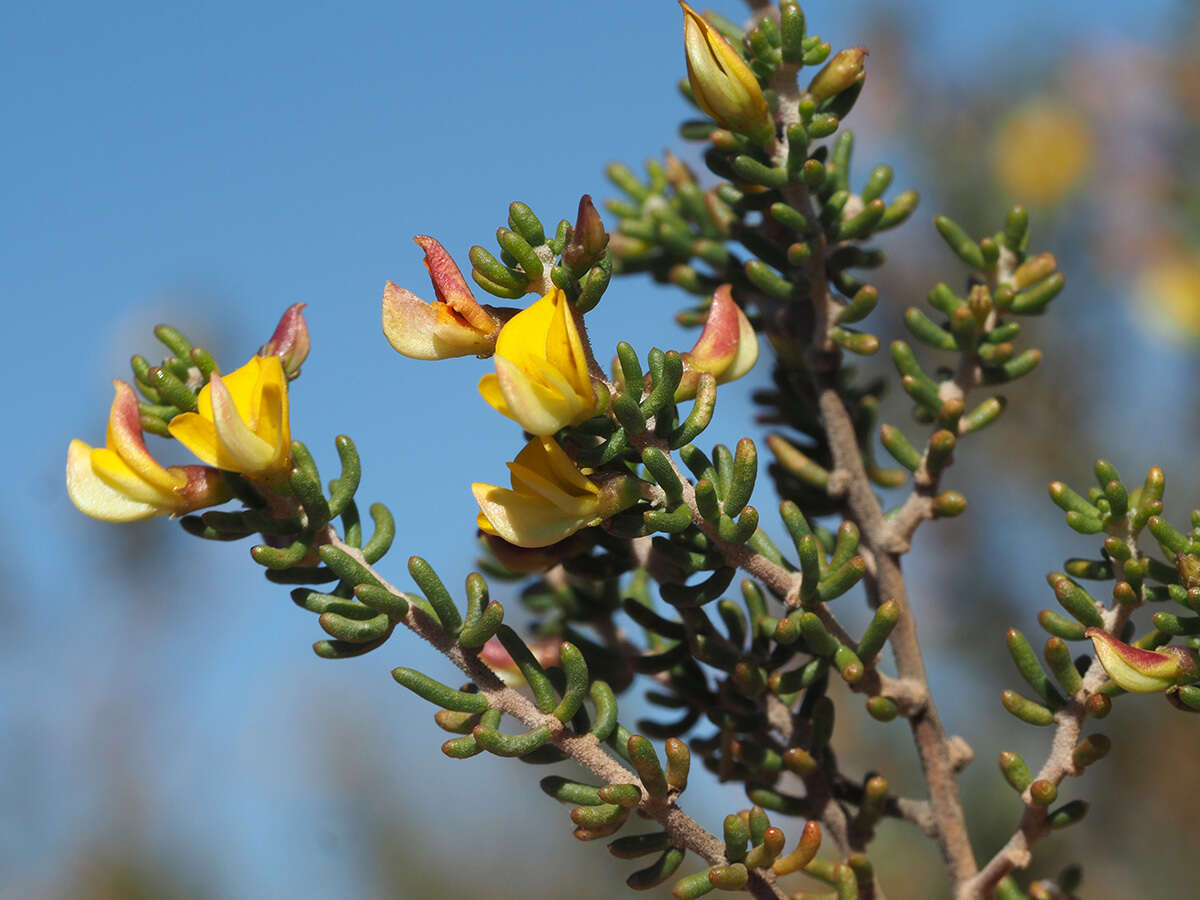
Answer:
472 437 638 548
680 1 774 145
67 380 229 522
168 355 292 482
478 287 598 435
992 99 1093 206
1134 249 1200 341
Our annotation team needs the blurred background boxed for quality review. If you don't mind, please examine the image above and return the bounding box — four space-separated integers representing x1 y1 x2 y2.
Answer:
3 1 1198 897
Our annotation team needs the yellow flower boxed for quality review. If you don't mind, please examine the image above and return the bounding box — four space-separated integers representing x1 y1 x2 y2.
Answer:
680 1 773 145
383 235 507 360
168 355 291 481
472 437 639 548
992 99 1092 206
675 284 759 400
1134 250 1200 341
67 380 229 522
478 287 598 435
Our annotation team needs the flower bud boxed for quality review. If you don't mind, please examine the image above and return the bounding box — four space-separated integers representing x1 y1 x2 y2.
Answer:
1086 628 1199 693
259 303 311 380
675 284 759 400
806 47 867 103
1176 552 1200 589
562 194 609 271
479 635 561 688
680 2 774 145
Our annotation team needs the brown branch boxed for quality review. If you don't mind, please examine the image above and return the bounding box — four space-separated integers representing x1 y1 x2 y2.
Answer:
959 603 1134 900
760 62 980 893
325 535 787 900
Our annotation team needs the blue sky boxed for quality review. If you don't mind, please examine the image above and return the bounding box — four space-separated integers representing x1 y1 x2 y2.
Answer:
0 1 1185 897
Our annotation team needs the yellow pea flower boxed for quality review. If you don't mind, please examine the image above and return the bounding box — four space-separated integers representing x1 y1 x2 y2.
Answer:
168 354 291 482
680 1 774 146
472 437 639 548
67 380 229 522
675 284 759 400
478 287 599 435
383 235 508 360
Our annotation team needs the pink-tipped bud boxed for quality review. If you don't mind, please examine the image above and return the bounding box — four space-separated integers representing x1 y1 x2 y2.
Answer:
260 303 311 380
675 284 759 400
563 195 609 271
1086 628 1198 694
478 635 562 688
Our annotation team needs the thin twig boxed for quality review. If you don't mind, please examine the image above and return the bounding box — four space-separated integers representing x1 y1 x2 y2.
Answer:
960 602 1133 899
326 535 787 900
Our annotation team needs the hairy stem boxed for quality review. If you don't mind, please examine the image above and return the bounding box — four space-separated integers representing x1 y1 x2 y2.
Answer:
327 535 787 900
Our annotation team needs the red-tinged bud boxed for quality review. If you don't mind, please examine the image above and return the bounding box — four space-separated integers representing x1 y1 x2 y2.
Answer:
675 284 759 400
478 634 562 687
806 47 868 103
1086 628 1199 693
259 303 311 380
1176 552 1200 589
563 194 609 271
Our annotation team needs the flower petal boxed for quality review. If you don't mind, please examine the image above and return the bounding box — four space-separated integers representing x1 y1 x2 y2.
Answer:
1086 628 1185 693
105 380 186 493
719 301 759 383
493 355 576 435
515 436 599 498
413 235 495 333
208 371 276 473
67 440 166 522
168 412 222 468
478 373 512 419
251 355 290 470
472 481 596 548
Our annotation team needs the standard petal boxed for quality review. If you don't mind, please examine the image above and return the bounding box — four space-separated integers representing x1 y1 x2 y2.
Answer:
544 289 593 398
105 380 186 493
413 235 494 333
208 372 276 473
495 289 558 372
252 355 290 469
67 440 165 522
168 412 223 468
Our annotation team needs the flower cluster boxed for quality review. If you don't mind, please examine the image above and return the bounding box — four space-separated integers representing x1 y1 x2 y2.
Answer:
381 230 758 551
67 309 307 522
